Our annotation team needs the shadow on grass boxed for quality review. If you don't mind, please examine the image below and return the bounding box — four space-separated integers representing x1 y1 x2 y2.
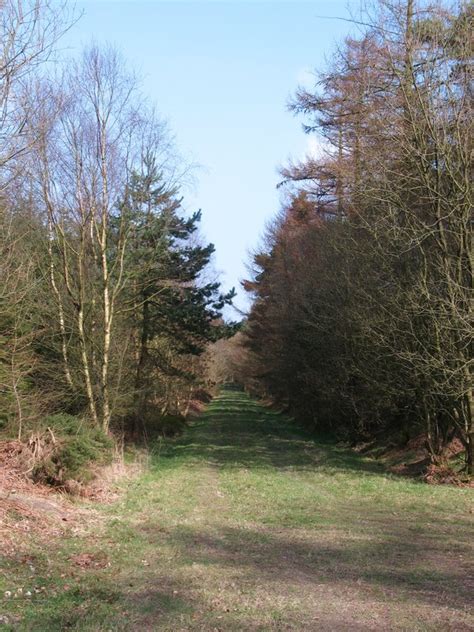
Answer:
158 522 473 611
154 389 385 477
13 581 190 632
17 388 473 631
21 516 473 631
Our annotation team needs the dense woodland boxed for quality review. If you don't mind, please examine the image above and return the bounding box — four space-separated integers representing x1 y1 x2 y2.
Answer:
216 0 473 475
0 0 472 484
0 0 234 483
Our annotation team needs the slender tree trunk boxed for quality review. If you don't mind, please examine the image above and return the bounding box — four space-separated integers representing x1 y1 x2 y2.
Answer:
99 116 112 433
101 250 112 431
77 304 98 426
464 381 474 475
48 220 74 390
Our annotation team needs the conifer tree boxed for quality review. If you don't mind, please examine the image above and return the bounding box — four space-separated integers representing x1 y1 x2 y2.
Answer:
119 153 234 422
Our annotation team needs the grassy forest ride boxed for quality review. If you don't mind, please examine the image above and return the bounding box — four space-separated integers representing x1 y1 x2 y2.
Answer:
1 388 472 631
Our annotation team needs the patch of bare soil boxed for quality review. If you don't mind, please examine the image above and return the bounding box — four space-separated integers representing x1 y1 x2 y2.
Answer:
0 486 82 556
69 551 110 569
0 441 59 516
0 439 143 556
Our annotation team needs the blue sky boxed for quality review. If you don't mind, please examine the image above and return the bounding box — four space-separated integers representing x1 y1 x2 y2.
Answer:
66 0 358 317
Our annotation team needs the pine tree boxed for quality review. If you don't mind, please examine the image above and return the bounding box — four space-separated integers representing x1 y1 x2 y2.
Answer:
118 153 234 423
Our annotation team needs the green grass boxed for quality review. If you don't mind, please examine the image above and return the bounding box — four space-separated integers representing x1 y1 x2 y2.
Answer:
1 388 473 630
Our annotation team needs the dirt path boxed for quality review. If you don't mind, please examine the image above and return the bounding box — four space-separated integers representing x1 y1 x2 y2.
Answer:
2 388 473 630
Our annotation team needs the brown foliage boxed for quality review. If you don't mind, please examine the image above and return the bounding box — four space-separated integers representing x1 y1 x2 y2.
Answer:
241 0 473 474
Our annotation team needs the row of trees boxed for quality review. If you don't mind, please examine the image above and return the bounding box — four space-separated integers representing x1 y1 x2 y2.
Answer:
0 1 233 444
238 0 473 473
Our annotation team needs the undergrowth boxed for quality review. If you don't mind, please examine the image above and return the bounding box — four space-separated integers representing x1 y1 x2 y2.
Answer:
31 413 114 485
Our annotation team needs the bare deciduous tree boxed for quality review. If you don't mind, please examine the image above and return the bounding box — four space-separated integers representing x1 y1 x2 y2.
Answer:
0 0 73 183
